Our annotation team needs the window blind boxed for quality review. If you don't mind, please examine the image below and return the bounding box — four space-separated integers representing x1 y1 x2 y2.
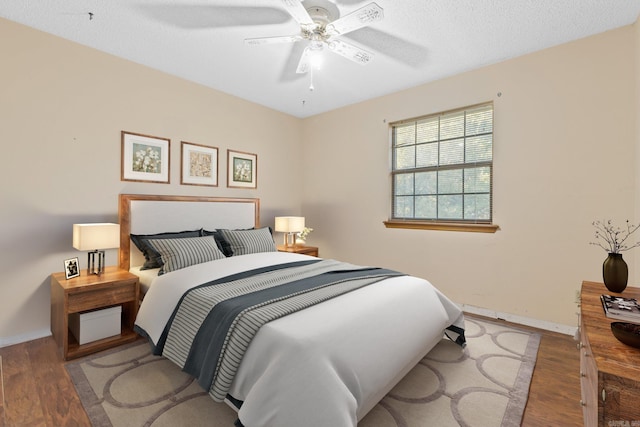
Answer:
391 102 493 223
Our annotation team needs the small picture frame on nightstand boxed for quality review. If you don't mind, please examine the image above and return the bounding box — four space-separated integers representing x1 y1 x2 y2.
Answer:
64 257 80 279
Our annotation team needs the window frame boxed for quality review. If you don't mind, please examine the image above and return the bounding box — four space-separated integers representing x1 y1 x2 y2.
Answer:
384 102 498 233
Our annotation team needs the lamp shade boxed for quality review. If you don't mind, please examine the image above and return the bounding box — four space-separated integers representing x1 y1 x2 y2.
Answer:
274 217 305 233
73 223 120 250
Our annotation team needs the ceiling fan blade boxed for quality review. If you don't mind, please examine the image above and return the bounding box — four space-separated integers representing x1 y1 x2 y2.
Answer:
278 42 308 82
327 39 374 65
296 47 312 74
326 2 383 36
245 35 302 46
281 0 314 28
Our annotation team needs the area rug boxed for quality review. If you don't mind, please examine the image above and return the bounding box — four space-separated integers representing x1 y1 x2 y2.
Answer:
66 317 540 427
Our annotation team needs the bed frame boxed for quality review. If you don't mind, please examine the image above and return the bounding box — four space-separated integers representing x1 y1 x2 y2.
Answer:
118 194 260 271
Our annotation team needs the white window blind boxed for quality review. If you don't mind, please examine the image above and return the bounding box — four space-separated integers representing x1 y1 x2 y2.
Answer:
391 103 493 223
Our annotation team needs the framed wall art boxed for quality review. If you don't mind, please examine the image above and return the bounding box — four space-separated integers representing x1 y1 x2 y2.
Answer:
121 131 170 183
181 141 218 187
227 149 257 189
64 257 80 279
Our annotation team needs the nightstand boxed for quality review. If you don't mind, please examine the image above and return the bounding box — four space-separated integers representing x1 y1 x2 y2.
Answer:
277 244 319 257
50 266 139 360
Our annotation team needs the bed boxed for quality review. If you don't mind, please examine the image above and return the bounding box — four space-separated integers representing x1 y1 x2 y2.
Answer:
118 194 465 427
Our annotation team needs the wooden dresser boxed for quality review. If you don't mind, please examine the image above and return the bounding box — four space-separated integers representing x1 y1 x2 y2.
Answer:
579 281 640 426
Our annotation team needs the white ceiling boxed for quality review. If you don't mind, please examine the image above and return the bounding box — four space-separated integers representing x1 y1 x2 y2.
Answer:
2 1 640 118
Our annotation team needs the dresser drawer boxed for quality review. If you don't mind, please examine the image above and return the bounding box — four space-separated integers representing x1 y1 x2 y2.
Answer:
67 280 137 313
601 373 640 424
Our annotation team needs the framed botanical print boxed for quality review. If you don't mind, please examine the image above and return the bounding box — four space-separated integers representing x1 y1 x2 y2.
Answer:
121 131 170 183
227 149 257 189
181 141 218 187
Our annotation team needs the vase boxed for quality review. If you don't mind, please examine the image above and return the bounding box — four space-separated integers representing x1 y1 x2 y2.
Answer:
602 252 628 293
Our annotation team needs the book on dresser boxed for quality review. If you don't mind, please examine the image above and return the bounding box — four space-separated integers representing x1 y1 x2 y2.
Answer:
600 294 640 324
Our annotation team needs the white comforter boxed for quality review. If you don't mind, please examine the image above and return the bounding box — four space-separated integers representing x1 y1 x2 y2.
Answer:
135 252 464 427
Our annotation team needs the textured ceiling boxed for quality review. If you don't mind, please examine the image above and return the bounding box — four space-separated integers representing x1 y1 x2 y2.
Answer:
2 1 639 118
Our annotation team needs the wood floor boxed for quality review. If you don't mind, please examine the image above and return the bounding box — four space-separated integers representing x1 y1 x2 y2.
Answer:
0 318 583 427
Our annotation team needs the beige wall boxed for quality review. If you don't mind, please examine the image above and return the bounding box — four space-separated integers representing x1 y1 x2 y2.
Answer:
0 18 303 345
301 24 637 328
1 16 638 344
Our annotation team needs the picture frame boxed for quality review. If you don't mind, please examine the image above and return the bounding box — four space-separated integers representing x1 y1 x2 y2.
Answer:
227 149 257 189
181 141 218 187
121 131 170 183
64 257 80 279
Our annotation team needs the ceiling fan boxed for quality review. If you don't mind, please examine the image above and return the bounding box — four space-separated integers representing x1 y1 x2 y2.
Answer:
245 0 384 74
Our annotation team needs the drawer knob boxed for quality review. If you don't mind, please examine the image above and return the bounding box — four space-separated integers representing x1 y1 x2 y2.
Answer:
580 400 586 407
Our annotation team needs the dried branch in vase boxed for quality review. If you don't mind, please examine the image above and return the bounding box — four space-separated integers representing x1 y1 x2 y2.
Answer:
590 219 640 254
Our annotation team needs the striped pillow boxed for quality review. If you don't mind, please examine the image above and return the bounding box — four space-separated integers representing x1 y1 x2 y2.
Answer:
145 236 226 275
130 229 201 270
201 229 234 257
219 227 276 256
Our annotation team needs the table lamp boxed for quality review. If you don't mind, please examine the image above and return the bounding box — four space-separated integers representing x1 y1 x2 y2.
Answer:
73 223 120 275
274 216 305 247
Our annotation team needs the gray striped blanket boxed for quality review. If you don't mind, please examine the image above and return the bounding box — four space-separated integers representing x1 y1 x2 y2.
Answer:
155 259 404 402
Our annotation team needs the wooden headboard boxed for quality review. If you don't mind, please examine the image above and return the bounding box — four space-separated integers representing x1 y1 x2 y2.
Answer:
118 194 260 270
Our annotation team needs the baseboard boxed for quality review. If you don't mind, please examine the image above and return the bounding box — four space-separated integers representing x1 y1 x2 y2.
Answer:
0 329 51 348
462 304 578 336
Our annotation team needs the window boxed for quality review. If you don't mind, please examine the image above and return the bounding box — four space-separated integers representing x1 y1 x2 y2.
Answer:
386 103 497 232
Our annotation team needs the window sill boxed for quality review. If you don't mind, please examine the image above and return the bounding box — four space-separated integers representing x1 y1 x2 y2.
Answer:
383 220 499 233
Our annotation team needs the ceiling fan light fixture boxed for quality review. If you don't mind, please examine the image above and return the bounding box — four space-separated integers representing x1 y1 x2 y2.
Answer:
249 1 384 75
310 39 324 51
309 50 323 69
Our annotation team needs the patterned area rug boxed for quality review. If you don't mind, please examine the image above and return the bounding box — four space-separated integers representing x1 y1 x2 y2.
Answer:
66 317 540 427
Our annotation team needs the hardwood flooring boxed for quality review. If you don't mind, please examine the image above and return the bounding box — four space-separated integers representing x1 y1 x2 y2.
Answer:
521 327 583 427
0 318 582 427
0 336 91 427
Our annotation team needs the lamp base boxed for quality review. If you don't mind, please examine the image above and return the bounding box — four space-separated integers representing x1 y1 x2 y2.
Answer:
87 250 105 275
283 232 296 247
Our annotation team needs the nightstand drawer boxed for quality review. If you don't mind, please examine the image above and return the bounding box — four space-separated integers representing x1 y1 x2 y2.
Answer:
67 280 137 313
